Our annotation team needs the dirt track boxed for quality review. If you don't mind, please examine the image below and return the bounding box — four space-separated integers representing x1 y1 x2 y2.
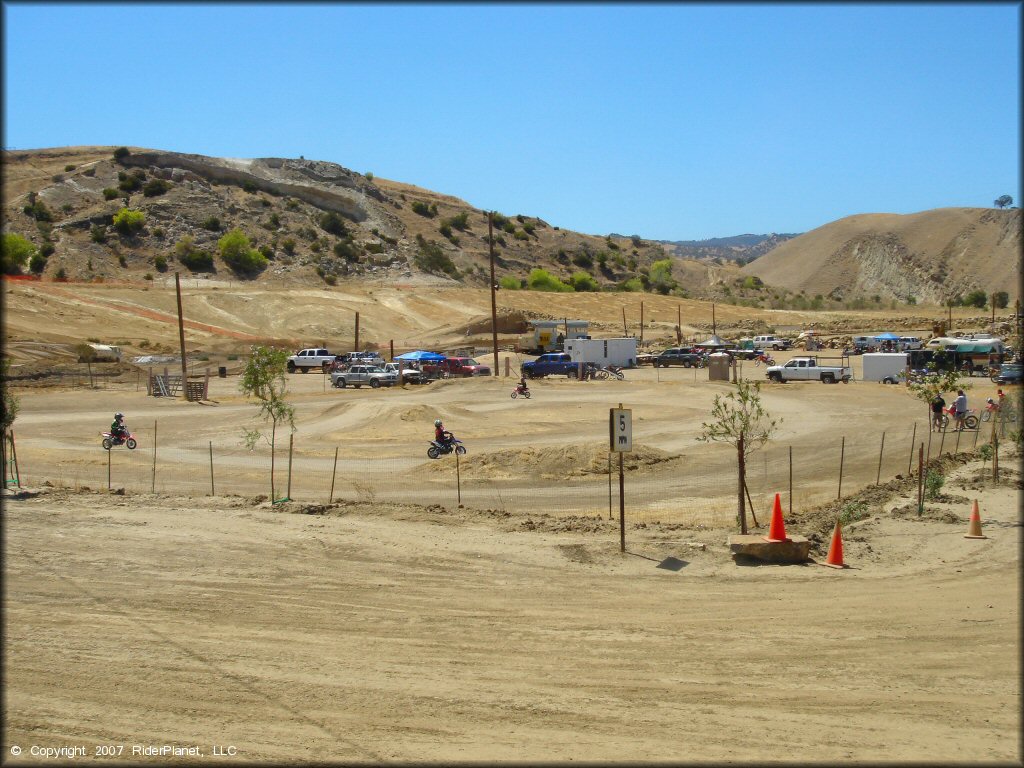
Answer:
3 278 1021 763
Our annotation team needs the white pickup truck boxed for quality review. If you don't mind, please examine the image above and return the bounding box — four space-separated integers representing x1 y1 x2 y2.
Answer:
765 356 852 384
287 348 335 373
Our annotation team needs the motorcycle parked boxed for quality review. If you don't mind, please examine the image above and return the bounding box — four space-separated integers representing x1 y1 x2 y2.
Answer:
594 365 625 380
101 431 137 450
427 433 467 459
939 405 979 431
511 382 531 399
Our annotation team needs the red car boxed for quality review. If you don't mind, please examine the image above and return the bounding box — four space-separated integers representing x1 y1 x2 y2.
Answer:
422 357 492 378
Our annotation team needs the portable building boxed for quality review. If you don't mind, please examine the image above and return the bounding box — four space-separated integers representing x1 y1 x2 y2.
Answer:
527 320 589 353
861 352 909 383
565 337 638 367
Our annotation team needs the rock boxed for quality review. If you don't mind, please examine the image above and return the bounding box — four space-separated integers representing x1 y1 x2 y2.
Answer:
728 534 811 564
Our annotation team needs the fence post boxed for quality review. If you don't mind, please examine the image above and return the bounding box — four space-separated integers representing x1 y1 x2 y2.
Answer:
938 425 946 457
151 420 157 494
837 436 845 499
993 433 999 482
917 443 924 515
456 448 462 505
954 426 962 454
907 422 916 475
608 452 612 520
788 445 793 517
208 441 215 496
972 420 980 449
926 423 933 462
286 433 294 501
107 443 111 492
329 446 338 504
876 431 885 485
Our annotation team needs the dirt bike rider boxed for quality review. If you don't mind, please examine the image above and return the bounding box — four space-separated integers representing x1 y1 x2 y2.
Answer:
516 376 529 394
110 412 129 442
434 419 454 450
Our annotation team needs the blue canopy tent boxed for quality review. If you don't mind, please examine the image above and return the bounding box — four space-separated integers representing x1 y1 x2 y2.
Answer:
393 350 445 361
874 332 900 341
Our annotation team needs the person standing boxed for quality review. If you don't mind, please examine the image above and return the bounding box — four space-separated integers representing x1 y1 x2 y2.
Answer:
931 394 946 432
953 389 968 431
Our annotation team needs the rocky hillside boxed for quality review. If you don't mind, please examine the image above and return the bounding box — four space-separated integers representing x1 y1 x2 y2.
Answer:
656 233 800 264
2 146 741 296
741 208 1022 304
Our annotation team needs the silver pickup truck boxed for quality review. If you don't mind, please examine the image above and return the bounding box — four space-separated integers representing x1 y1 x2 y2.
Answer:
330 365 398 389
765 356 852 384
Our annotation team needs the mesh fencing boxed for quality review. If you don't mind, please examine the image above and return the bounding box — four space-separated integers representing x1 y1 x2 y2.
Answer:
9 415 999 528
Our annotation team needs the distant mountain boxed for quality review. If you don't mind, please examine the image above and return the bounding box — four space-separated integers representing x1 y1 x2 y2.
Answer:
654 233 801 264
741 208 1021 304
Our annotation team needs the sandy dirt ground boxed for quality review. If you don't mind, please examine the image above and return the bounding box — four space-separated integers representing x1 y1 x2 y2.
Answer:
2 279 1021 763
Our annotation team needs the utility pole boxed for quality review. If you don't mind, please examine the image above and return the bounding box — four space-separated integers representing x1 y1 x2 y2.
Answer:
354 311 360 352
175 272 188 400
640 301 644 346
489 212 499 375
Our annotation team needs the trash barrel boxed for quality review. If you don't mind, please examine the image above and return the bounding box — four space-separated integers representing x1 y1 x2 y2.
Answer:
218 366 227 378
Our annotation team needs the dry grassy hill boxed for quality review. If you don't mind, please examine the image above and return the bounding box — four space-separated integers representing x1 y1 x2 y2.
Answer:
741 208 1021 304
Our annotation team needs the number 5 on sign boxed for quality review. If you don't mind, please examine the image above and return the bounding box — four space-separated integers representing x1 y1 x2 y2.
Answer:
609 406 632 452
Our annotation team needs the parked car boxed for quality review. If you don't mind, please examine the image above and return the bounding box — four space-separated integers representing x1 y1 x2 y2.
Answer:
421 357 492 378
521 352 579 378
330 365 397 388
653 348 704 367
287 348 335 373
753 335 792 351
383 362 424 385
993 362 1023 385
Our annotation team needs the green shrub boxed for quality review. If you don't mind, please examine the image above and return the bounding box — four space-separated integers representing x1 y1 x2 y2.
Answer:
522 221 535 235
259 244 274 260
144 272 153 281
324 273 337 285
103 188 119 201
117 170 144 192
55 266 67 279
491 213 509 230
414 234 458 277
924 469 945 501
513 229 529 241
281 238 296 255
39 242 55 258
572 252 593 268
446 212 470 231
285 198 299 211
112 208 145 236
411 201 438 218
218 229 268 276
502 220 516 234
618 277 643 292
154 255 168 272
201 216 221 231
83 166 96 177
319 211 349 236
181 248 214 272
242 180 258 193
29 253 47 273
364 172 374 182
142 178 171 197
527 268 573 292
648 258 678 295
113 146 130 162
569 271 599 291
333 239 360 262
22 199 54 222
498 276 520 290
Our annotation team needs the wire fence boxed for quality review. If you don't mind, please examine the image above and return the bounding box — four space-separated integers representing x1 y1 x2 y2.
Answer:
10 413 1011 529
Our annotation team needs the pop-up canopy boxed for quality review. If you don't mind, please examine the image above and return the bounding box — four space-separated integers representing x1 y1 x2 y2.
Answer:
393 350 445 361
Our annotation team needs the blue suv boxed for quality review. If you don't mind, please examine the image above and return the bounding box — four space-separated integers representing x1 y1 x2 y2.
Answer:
521 353 579 378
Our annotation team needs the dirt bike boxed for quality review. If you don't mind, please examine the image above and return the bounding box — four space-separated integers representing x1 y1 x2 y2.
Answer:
101 431 137 450
939 406 979 431
511 383 531 399
754 354 776 367
981 401 1016 422
427 433 467 459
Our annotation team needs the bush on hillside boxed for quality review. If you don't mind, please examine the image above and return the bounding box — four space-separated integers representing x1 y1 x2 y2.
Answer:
112 208 145 236
527 268 573 292
218 229 268 276
414 235 458 277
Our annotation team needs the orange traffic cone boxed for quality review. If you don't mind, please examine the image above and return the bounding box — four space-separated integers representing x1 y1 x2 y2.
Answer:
765 493 790 542
822 519 847 568
964 500 987 539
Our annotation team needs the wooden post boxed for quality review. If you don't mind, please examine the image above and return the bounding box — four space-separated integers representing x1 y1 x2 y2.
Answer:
270 421 276 501
938 422 947 456
151 420 157 494
712 302 716 335
209 441 215 496
608 453 612 520
742 478 760 527
640 300 644 346
489 212 499 375
917 443 924 515
286 432 294 501
1 430 7 487
788 445 793 517
618 451 625 552
505 357 511 378
926 420 933 461
837 435 845 499
10 431 21 488
992 432 999 482
354 311 360 353
456 446 462 505
175 272 188 401
876 431 885 485
954 426 962 455
972 420 980 449
622 306 627 337
107 441 111 491
389 340 394 361
329 446 339 503
907 422 917 475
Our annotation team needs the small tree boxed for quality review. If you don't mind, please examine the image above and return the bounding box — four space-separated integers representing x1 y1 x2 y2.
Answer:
2 233 36 275
994 194 1013 209
1 357 18 484
698 379 780 534
218 229 268 276
112 207 145 236
239 346 295 501
904 365 970 423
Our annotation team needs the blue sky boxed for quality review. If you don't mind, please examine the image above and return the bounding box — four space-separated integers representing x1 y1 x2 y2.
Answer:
3 2 1020 240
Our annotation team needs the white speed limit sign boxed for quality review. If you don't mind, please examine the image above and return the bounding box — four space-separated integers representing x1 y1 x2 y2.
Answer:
609 406 632 452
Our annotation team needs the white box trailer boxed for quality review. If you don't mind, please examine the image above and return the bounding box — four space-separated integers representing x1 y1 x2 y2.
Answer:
565 337 638 368
862 352 908 383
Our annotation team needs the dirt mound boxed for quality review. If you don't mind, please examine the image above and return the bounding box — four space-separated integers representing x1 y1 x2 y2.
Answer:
418 442 676 479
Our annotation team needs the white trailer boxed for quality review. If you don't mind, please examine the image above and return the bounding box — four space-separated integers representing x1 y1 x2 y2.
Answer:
861 352 909 384
565 337 638 368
